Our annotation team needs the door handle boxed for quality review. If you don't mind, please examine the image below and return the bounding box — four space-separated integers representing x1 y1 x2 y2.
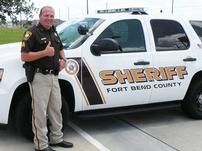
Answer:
183 57 197 62
134 61 150 65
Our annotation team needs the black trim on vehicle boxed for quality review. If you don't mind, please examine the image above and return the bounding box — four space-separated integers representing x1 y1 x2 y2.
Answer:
75 100 180 118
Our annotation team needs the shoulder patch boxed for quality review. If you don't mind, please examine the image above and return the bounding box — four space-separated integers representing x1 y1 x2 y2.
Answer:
23 31 32 41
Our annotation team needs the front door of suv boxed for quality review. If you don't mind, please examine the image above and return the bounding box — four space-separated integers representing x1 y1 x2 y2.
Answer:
149 19 197 103
81 18 153 109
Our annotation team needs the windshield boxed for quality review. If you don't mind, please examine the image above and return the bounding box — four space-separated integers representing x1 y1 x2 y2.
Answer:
190 20 202 42
57 18 104 49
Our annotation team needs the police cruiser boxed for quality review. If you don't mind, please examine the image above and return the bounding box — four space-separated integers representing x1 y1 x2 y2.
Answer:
1 7 202 139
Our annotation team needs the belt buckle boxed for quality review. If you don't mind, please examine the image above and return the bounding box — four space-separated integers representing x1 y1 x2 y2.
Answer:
36 68 40 72
45 69 50 74
48 69 54 74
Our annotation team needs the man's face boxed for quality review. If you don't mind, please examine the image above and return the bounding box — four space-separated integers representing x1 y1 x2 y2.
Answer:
39 7 55 29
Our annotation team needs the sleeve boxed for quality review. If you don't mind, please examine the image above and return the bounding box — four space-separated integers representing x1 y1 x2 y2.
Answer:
52 26 64 51
21 29 35 53
56 32 64 51
59 38 64 51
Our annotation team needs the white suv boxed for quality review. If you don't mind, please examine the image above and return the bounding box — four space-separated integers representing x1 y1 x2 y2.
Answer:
1 8 202 139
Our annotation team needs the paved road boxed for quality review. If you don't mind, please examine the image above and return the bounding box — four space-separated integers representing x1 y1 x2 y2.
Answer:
1 107 202 151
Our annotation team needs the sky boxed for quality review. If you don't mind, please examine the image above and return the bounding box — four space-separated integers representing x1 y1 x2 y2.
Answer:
29 0 202 21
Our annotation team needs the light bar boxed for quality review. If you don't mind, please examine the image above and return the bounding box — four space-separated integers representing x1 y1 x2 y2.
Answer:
97 7 145 14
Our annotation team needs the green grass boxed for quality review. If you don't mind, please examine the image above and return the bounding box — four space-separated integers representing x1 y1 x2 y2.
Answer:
0 27 27 44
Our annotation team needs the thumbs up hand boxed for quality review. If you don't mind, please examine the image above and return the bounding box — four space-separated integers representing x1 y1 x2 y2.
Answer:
44 41 55 56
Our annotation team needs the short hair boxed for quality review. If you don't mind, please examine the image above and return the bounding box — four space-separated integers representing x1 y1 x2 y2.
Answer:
39 6 54 16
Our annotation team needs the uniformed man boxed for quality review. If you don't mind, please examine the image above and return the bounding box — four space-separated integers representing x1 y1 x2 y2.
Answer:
21 6 73 151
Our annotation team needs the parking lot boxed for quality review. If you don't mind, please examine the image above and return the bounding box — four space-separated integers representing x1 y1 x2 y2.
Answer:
1 107 202 151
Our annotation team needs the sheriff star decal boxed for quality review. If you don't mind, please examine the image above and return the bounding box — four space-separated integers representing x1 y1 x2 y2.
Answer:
23 31 32 41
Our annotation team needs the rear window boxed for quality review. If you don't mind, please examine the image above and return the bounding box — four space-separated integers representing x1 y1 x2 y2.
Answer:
190 20 202 42
151 19 189 51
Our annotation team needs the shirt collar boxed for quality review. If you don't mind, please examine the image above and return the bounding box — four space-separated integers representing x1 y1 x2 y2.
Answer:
37 23 53 32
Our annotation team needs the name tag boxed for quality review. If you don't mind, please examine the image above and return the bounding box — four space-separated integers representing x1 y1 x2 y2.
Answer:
41 37 47 40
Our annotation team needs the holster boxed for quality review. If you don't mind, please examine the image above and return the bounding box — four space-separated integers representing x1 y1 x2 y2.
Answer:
23 63 35 83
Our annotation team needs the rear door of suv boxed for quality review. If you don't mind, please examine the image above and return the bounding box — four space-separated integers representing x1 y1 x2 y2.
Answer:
148 18 198 103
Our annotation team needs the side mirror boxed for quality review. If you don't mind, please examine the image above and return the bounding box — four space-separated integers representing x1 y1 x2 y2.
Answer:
90 38 120 56
78 24 89 35
90 43 101 56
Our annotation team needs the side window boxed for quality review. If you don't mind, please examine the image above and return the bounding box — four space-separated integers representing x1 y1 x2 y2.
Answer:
94 19 146 53
150 19 190 51
190 20 202 42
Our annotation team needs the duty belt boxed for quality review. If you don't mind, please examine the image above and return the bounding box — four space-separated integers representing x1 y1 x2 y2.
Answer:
36 68 59 75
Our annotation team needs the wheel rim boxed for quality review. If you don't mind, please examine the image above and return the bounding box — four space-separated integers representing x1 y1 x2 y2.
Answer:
196 93 202 111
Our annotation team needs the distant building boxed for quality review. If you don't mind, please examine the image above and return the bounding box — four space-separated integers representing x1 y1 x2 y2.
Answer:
31 19 64 27
0 21 17 28
1 19 64 28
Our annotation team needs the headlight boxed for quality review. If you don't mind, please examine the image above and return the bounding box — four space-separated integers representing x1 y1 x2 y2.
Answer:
65 59 79 75
0 68 4 82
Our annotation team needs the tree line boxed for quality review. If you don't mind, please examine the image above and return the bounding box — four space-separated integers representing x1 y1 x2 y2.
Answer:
0 0 37 25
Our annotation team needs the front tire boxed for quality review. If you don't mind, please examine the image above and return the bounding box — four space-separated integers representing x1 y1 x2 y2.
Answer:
61 97 69 128
15 93 69 141
181 80 202 119
15 93 33 140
